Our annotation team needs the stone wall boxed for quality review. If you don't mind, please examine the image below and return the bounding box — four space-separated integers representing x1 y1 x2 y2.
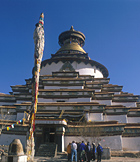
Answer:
64 135 122 151
122 137 140 151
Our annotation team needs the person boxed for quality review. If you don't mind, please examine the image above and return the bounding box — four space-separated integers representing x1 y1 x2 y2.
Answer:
97 143 103 162
85 142 91 162
79 141 86 162
67 143 71 162
71 141 77 162
92 143 96 161
77 142 81 162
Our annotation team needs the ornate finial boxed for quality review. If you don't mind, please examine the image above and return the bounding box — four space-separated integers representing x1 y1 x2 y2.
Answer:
70 26 74 31
38 13 44 27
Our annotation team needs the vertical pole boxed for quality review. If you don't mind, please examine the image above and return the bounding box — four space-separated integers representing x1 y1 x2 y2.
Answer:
27 13 45 161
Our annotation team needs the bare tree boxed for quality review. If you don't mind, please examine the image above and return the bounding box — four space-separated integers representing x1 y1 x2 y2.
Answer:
67 121 103 145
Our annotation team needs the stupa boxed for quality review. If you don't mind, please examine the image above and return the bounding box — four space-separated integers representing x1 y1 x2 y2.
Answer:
0 26 140 154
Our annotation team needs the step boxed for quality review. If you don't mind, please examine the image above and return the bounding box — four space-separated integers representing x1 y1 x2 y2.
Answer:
36 143 57 157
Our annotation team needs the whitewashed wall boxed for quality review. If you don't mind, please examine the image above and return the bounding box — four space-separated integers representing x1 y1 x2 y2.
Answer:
64 135 122 151
122 137 140 151
16 113 24 121
0 102 15 106
62 135 64 152
127 117 140 123
0 115 16 121
95 89 101 92
44 86 83 89
103 115 127 123
40 61 103 78
114 92 121 95
16 100 25 104
0 134 26 149
38 98 90 102
91 99 112 105
86 113 103 121
112 102 136 107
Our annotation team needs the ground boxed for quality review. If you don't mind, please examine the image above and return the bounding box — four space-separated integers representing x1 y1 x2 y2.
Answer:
34 152 140 162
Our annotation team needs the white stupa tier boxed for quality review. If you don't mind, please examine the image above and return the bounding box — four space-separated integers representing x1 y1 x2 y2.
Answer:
41 26 108 78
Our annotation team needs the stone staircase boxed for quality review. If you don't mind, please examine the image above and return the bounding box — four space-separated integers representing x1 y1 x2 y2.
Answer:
36 143 57 157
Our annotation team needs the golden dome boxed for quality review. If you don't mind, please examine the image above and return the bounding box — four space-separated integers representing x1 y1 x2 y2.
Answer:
56 42 86 54
56 26 86 54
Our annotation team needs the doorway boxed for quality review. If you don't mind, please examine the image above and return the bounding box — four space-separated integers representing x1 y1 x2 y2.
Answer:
44 127 56 143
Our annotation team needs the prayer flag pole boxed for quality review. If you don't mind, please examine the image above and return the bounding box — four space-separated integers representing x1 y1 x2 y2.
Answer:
27 13 45 161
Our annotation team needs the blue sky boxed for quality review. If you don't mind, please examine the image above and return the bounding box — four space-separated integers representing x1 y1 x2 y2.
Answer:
0 0 140 95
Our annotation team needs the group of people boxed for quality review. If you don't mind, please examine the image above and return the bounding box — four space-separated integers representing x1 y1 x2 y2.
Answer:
67 141 103 162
